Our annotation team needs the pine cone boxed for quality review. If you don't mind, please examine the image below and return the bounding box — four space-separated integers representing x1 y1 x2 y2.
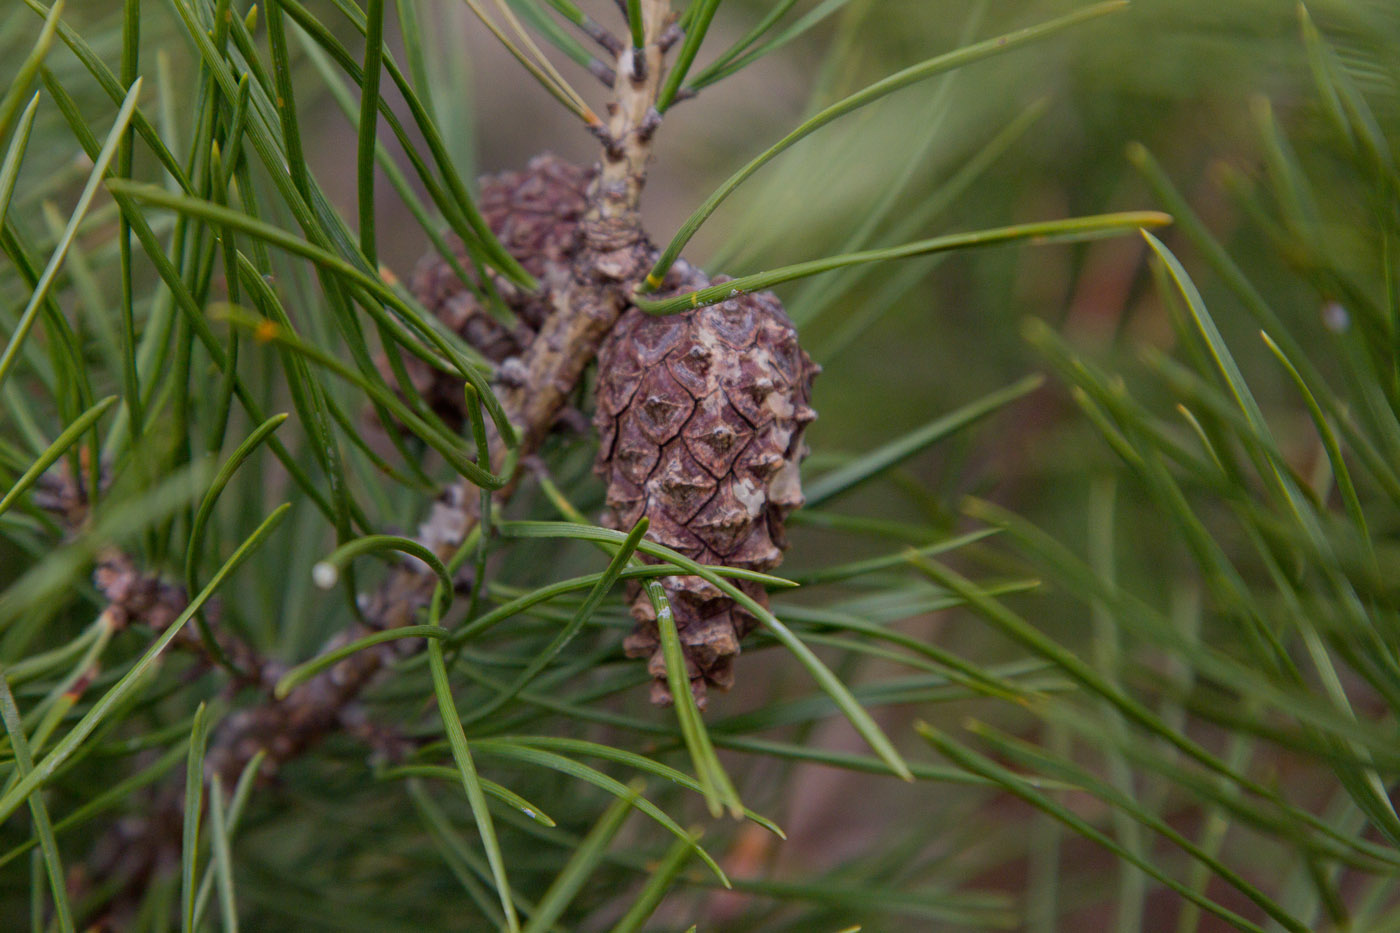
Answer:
594 261 819 707
394 153 596 429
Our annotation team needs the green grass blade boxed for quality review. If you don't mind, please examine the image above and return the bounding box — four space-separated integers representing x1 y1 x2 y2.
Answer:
973 488 1399 733
778 594 1042 702
795 85 1036 333
406 780 515 925
1260 331 1370 547
3 620 104 689
687 0 802 88
28 849 41 933
454 668 1036 791
791 529 998 586
500 1 600 75
19 0 189 192
392 0 436 120
425 564 520 932
1135 148 1400 497
454 0 595 123
207 775 239 933
357 0 385 263
381 766 557 826
486 0 594 117
274 626 450 698
1124 147 1323 390
976 716 1305 931
192 750 264 929
0 675 73 933
0 93 41 231
785 0 989 326
489 525 774 590
262 0 312 202
657 0 720 111
646 579 741 818
0 0 63 145
520 784 639 933
184 413 289 668
608 832 697 933
188 0 508 440
223 261 363 524
0 395 117 520
1143 237 1375 654
117 0 140 439
641 0 1129 289
181 703 210 933
1141 232 1271 441
911 525 1400 864
689 0 849 91
208 301 499 488
0 466 205 635
297 32 476 298
637 213 1170 313
1082 481 1147 933
1298 5 1353 150
624 0 643 51
906 555 1250 791
426 643 520 931
0 78 141 395
448 562 789 648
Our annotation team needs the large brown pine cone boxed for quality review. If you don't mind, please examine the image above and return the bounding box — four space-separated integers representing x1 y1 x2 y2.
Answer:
398 153 596 428
594 261 819 706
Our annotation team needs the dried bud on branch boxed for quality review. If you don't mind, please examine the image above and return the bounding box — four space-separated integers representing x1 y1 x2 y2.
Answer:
93 550 189 633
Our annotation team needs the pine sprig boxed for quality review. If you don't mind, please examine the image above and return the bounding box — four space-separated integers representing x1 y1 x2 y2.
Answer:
6 0 1393 930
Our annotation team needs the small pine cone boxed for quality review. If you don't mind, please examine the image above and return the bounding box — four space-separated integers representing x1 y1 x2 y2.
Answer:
594 262 819 707
477 153 595 329
390 154 596 429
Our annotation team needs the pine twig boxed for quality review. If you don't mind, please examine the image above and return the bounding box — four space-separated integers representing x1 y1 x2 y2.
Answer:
208 0 675 785
74 3 678 922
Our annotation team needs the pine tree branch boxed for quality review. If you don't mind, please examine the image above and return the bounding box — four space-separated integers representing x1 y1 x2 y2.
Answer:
74 4 680 922
207 0 676 787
